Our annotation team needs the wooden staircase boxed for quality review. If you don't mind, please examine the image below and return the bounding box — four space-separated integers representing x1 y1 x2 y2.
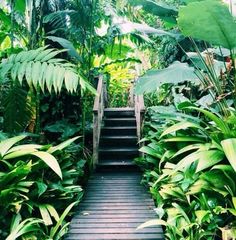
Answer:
97 108 139 171
65 77 164 240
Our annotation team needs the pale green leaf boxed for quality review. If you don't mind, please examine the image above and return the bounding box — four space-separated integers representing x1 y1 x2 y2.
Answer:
45 63 54 93
221 139 236 172
39 205 53 226
25 61 33 86
30 151 62 179
135 61 199 94
48 136 80 154
160 121 203 138
17 61 27 85
50 201 78 238
137 219 168 230
32 61 41 89
0 135 26 158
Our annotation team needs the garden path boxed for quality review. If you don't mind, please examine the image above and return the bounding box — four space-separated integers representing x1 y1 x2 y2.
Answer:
66 108 164 240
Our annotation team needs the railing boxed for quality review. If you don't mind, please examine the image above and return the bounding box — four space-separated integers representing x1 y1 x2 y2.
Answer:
134 94 145 143
93 75 107 168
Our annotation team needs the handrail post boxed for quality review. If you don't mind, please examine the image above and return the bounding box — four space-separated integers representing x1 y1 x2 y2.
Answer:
93 75 105 169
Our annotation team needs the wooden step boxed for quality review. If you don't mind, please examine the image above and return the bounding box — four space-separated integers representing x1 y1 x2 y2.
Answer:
101 126 137 136
99 147 139 160
104 118 136 127
104 108 135 118
100 135 138 147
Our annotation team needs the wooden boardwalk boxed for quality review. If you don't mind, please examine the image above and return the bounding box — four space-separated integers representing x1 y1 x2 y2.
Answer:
66 172 164 240
66 108 163 240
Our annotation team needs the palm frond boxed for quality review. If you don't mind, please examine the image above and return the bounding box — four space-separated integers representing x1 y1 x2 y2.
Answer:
0 47 94 94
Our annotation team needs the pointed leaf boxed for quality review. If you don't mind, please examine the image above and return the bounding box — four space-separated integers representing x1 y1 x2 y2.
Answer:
0 135 26 158
30 151 62 179
221 139 236 172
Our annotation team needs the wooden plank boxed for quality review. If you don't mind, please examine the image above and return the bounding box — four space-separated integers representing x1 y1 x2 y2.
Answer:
66 233 163 240
66 165 163 239
69 223 161 228
68 228 161 234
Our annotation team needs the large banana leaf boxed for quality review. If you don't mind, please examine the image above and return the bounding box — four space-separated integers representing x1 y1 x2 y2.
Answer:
178 0 236 49
128 0 178 17
135 61 199 94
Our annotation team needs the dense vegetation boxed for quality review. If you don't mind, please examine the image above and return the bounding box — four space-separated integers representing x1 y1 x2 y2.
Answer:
0 0 236 239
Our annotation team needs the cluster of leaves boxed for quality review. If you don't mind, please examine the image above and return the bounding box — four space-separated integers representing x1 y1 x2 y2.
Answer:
136 105 236 239
0 135 86 239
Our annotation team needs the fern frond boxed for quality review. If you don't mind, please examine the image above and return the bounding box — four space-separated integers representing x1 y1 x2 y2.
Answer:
0 47 94 94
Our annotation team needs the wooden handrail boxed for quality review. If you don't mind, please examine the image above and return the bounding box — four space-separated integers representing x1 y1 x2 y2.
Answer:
93 75 107 168
134 94 145 143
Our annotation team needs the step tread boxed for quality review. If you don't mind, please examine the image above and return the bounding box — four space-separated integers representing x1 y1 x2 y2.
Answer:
104 118 136 121
102 126 137 129
101 135 137 139
99 147 139 152
97 161 135 166
104 108 135 111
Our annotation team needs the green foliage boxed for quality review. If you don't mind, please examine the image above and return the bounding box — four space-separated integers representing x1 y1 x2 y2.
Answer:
137 105 236 239
135 61 199 94
0 135 85 239
3 83 34 133
0 46 95 94
178 0 236 49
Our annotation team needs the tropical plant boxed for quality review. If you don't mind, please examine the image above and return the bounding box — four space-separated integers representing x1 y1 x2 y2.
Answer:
0 135 85 239
136 105 236 239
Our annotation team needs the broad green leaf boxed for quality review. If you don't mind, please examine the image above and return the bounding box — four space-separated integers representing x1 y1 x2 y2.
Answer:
6 218 42 240
46 36 82 61
139 146 162 158
0 135 26 158
183 106 231 135
45 204 60 222
137 219 168 230
196 150 224 172
3 149 38 159
160 121 203 138
195 210 210 224
48 136 80 154
233 197 236 209
221 139 236 172
128 0 178 17
50 201 78 238
36 181 48 197
31 151 62 179
175 150 224 172
178 0 236 49
163 136 205 142
7 144 42 153
171 144 205 159
135 61 199 94
39 205 53 225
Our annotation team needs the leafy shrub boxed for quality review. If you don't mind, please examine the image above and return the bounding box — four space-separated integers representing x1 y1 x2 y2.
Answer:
0 135 86 239
137 106 236 239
